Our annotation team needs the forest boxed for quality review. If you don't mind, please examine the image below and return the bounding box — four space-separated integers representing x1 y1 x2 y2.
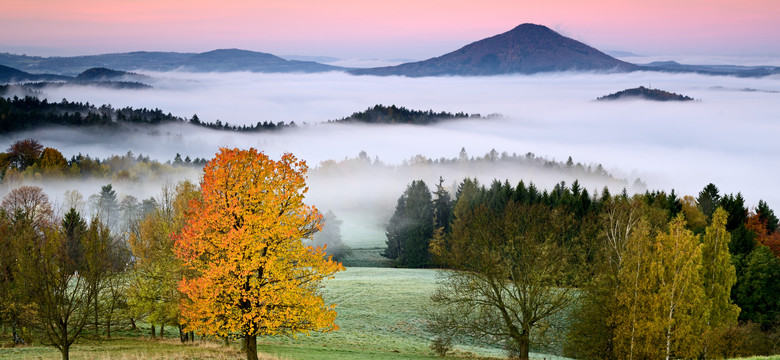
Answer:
0 95 298 134
0 136 777 360
383 177 779 359
0 95 493 135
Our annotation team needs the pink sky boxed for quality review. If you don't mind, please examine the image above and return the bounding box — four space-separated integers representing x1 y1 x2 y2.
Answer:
2 0 779 58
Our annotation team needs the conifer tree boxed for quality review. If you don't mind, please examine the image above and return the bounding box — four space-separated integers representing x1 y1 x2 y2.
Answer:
383 180 433 267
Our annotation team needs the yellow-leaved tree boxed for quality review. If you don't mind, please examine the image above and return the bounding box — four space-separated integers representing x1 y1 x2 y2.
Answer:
174 148 343 360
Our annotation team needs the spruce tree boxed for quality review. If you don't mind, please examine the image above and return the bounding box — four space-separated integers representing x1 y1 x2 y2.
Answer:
697 184 721 220
383 180 433 268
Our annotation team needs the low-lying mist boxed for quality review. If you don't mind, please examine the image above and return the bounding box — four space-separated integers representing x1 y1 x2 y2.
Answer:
2 70 779 247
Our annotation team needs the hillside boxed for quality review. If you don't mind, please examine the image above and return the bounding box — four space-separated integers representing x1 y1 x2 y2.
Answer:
351 23 637 76
597 86 695 101
0 64 69 82
181 49 341 72
74 67 151 82
0 49 343 75
639 61 780 77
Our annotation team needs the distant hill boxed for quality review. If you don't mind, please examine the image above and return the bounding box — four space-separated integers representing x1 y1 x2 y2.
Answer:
180 49 340 72
75 67 151 82
329 104 496 125
1 64 152 90
3 26 778 78
0 64 69 82
0 49 344 75
0 51 192 75
638 61 780 77
596 86 694 101
351 23 637 76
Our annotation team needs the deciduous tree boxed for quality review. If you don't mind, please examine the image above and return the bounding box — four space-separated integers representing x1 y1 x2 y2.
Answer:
174 148 343 360
653 214 706 360
17 219 98 360
128 181 199 340
428 201 577 360
701 208 740 358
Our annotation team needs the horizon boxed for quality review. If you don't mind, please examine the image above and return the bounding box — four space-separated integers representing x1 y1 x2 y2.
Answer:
2 1 780 61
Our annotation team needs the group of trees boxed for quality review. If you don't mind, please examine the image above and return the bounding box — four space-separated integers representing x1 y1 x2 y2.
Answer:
0 95 299 135
385 178 779 359
596 86 695 101
329 104 495 125
0 148 343 360
1 95 507 135
0 139 203 183
0 185 130 360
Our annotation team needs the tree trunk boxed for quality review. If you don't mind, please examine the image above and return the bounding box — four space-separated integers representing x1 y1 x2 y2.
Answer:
223 337 229 346
151 324 156 339
160 324 165 338
106 315 111 338
246 335 258 360
94 293 99 337
61 343 70 360
517 331 530 360
129 317 136 331
190 331 195 343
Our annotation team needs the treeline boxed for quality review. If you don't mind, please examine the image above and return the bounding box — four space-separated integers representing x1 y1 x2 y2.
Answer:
385 177 779 359
0 96 498 135
315 148 630 190
328 104 498 125
0 139 203 183
596 86 695 101
186 114 298 132
0 95 297 134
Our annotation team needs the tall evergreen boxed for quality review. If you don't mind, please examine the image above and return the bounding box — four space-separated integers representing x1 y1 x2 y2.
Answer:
61 208 87 275
756 200 778 234
383 180 434 268
432 177 453 233
732 245 780 330
697 184 721 220
719 193 747 232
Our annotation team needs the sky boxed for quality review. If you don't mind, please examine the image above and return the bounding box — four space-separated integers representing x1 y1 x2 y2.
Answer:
2 0 780 59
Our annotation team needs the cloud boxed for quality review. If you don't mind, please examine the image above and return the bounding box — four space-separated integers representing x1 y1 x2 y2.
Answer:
2 70 779 247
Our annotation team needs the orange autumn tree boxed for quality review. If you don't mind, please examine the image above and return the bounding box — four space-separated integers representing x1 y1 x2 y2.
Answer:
174 148 344 360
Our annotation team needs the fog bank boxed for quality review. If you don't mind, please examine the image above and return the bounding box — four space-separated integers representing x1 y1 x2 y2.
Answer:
2 70 779 246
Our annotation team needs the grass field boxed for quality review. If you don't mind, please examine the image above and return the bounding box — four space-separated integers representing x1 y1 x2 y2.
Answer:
1 267 777 360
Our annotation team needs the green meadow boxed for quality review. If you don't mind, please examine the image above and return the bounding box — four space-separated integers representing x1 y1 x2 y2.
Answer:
2 267 777 360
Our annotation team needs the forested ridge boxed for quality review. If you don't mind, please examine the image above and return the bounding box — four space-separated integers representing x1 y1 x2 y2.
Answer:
0 96 489 134
597 86 695 101
0 95 297 134
328 104 497 125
